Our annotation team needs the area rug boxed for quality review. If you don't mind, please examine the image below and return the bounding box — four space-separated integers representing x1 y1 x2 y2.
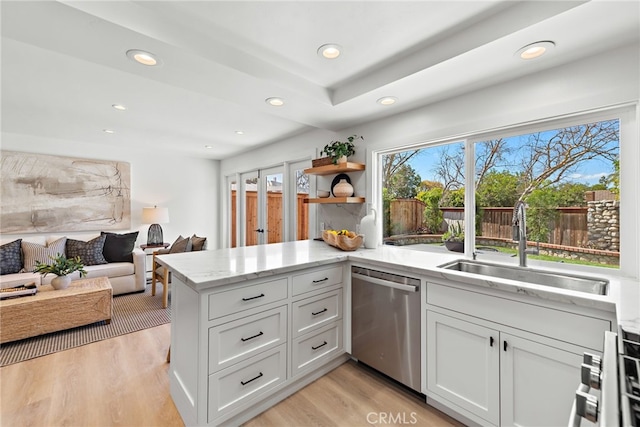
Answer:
0 286 170 367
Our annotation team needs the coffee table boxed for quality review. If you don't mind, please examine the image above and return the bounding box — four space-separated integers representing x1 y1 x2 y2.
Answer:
0 276 113 344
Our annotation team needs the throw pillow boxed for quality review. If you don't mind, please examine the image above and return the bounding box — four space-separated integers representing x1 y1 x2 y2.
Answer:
66 235 108 266
169 235 192 253
191 234 207 251
22 237 67 272
101 231 139 263
0 239 23 275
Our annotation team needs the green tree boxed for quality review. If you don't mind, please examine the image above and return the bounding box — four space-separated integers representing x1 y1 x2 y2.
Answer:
608 159 620 195
417 187 444 233
386 164 422 199
555 182 589 206
476 170 520 207
382 187 393 237
441 187 465 207
526 187 558 243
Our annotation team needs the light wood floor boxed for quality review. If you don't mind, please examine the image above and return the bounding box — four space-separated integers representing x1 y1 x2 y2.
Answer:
0 324 463 427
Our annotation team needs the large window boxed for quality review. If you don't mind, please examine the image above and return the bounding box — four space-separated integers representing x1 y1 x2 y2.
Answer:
381 116 621 270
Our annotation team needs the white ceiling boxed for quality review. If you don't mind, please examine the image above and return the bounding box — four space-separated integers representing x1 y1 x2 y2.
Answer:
1 1 639 160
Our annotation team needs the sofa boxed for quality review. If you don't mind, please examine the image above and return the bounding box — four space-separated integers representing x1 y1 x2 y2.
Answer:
0 232 146 296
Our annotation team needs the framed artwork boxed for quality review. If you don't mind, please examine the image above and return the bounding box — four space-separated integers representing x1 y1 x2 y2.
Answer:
0 151 131 233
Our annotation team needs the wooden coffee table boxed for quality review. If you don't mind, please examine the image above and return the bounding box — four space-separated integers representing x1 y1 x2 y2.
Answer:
0 276 113 344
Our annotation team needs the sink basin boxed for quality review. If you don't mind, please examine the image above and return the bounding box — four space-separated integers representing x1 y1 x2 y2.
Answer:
437 259 608 295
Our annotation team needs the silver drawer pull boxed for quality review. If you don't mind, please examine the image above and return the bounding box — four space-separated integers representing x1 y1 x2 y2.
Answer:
240 372 263 386
312 277 329 283
312 341 328 350
240 331 264 342
312 308 328 316
242 293 265 301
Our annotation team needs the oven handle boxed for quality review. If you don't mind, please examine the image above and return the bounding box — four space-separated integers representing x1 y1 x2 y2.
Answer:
352 272 419 293
568 383 590 427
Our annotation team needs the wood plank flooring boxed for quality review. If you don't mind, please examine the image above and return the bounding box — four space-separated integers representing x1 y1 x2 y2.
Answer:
0 324 463 427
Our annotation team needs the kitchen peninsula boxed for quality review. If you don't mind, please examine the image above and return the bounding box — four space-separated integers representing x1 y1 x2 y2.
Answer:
157 240 639 427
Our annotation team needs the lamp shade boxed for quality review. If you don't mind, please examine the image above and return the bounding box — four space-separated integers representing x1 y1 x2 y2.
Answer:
142 206 169 224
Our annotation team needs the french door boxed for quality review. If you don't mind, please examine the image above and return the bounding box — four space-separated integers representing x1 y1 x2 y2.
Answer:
241 167 284 246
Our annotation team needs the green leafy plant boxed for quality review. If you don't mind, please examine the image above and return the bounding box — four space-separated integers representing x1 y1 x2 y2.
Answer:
321 135 363 164
442 221 464 242
33 253 87 278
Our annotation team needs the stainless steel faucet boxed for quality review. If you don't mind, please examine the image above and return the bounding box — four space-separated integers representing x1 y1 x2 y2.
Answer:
512 200 528 267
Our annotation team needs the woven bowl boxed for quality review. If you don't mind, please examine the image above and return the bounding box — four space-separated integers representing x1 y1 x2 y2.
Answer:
322 231 363 251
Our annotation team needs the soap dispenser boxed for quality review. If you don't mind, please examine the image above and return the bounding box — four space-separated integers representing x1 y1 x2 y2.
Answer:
360 207 377 249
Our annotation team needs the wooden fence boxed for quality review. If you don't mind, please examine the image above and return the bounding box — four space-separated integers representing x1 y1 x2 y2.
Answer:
231 191 308 247
390 200 589 247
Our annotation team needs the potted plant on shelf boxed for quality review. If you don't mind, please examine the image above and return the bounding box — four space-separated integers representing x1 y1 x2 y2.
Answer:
320 134 363 165
442 222 465 253
33 253 87 290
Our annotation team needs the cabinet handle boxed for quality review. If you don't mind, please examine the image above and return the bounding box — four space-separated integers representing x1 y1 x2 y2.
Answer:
312 277 329 283
312 341 328 350
312 308 328 316
240 372 263 386
240 331 264 342
503 341 508 352
490 337 494 347
242 293 265 301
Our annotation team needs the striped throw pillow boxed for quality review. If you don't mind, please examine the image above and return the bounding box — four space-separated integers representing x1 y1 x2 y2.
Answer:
22 237 67 272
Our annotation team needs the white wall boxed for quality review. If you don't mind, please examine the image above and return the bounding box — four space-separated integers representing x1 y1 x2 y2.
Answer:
0 133 220 249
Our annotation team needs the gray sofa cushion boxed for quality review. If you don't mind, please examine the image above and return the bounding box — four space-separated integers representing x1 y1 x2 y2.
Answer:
66 235 108 266
169 235 192 253
0 239 23 275
101 231 139 263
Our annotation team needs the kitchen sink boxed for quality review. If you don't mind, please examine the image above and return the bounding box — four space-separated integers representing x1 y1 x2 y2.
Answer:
437 259 608 295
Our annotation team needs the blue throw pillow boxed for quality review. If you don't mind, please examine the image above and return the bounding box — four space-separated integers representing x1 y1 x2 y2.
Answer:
0 239 23 275
66 235 108 266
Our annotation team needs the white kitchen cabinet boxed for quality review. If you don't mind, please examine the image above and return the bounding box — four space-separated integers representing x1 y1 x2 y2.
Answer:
427 309 587 427
427 311 500 425
169 264 347 426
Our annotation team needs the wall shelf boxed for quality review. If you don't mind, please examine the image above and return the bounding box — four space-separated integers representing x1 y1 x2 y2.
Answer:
303 162 365 176
304 197 365 204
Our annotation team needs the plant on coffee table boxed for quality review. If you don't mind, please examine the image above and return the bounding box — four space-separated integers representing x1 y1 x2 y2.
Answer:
34 254 87 289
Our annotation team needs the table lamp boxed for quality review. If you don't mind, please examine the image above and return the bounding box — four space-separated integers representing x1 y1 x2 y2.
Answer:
142 206 169 245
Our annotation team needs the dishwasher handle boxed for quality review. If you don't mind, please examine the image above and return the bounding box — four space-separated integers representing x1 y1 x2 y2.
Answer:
352 272 419 292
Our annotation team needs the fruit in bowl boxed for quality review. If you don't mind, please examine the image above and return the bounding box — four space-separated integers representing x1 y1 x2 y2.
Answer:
322 229 363 251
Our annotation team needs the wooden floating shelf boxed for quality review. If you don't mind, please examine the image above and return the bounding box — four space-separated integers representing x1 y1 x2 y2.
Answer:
304 162 365 176
304 197 366 204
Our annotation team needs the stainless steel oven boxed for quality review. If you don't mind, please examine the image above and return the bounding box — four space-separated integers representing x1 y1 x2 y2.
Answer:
569 327 640 426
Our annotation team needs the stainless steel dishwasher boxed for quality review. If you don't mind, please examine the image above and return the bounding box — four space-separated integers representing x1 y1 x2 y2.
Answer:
351 266 421 392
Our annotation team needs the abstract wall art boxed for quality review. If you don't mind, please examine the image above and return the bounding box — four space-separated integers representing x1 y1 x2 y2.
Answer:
0 151 131 233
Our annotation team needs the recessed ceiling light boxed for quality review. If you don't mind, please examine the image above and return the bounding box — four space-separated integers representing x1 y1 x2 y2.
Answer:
126 49 161 66
516 41 555 60
112 104 127 111
317 44 342 59
235 130 244 135
377 96 398 106
265 97 284 107
204 145 213 149
103 129 115 134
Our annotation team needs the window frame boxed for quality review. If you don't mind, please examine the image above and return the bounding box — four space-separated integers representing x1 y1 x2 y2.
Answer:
374 105 638 278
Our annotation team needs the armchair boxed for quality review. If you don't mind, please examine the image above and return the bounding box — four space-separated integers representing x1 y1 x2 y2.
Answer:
151 234 207 308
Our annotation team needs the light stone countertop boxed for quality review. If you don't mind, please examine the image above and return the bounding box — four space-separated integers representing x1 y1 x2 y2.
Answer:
156 240 639 333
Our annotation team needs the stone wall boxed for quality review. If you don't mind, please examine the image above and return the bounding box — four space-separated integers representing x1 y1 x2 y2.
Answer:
587 200 619 252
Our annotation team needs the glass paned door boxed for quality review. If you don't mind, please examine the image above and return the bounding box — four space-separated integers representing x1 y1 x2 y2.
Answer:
241 171 259 246
263 167 284 244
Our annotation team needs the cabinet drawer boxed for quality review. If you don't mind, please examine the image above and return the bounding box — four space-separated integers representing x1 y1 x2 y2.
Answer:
208 344 286 422
209 305 287 373
208 277 288 320
292 320 343 376
292 289 342 338
292 265 342 296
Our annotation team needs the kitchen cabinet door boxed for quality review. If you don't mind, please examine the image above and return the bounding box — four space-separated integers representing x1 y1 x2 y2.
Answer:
427 311 500 426
500 333 582 427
